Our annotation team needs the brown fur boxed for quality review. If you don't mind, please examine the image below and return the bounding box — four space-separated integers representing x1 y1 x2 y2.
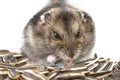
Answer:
22 1 95 66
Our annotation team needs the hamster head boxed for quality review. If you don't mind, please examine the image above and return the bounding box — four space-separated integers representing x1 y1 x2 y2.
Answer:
23 7 95 65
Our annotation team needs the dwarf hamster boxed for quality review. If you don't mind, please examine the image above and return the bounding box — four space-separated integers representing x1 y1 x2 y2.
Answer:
22 0 95 66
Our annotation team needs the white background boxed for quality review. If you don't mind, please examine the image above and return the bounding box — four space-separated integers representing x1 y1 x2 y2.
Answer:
0 0 120 61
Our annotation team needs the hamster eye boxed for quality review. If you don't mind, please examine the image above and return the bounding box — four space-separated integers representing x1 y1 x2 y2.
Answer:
76 31 81 38
53 31 62 40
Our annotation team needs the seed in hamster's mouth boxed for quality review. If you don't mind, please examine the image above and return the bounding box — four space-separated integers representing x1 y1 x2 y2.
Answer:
47 54 57 64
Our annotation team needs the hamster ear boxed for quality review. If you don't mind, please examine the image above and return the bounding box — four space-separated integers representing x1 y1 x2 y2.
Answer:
39 9 55 25
39 12 51 25
80 11 95 33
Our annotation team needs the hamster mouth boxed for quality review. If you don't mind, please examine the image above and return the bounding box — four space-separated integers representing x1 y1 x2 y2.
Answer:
47 53 73 65
63 57 73 65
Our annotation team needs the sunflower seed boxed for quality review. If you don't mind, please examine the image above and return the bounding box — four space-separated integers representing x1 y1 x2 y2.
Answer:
15 57 28 67
3 55 17 66
88 63 98 71
0 50 9 52
92 62 106 72
13 54 23 58
0 70 8 75
39 71 49 75
87 71 112 79
46 66 55 72
48 71 59 80
0 57 3 62
102 62 114 71
0 68 7 70
16 57 28 64
75 54 97 67
97 58 110 63
0 62 15 69
96 61 109 72
55 72 85 79
113 62 120 72
8 69 20 79
21 70 48 80
118 61 120 69
0 52 10 57
16 67 38 73
85 58 100 67
60 66 87 73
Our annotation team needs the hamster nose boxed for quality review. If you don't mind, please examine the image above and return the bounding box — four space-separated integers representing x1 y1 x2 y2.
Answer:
67 48 74 58
69 51 74 58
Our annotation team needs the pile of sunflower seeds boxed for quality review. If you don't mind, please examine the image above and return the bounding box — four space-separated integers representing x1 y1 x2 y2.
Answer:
0 50 119 80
